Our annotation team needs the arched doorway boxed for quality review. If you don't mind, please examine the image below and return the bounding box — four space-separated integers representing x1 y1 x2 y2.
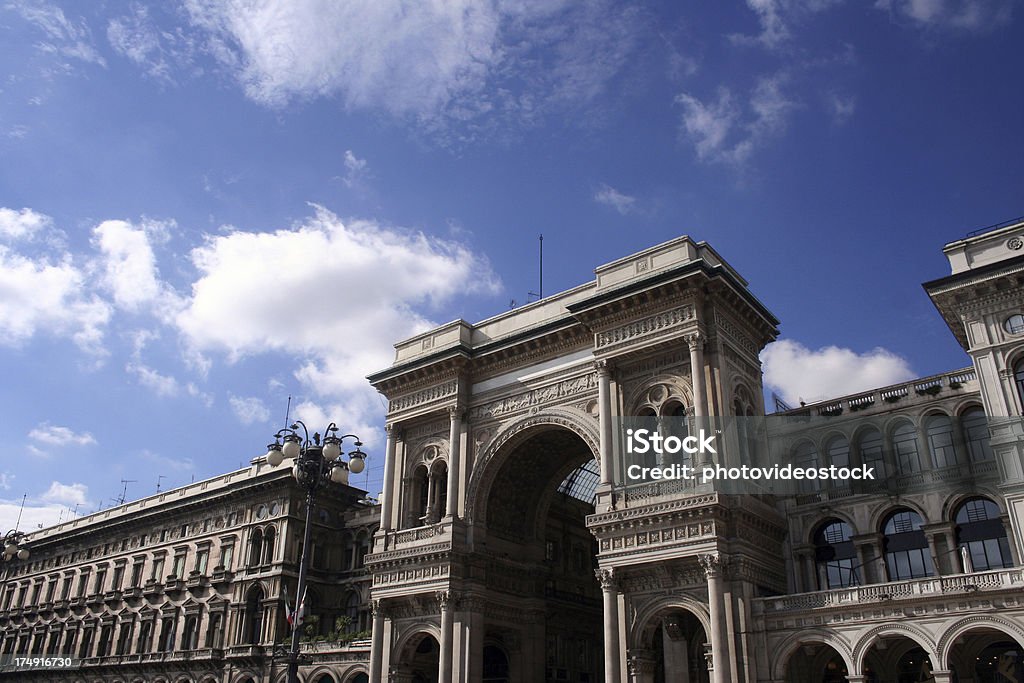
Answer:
474 425 602 682
783 642 849 683
482 644 510 682
946 625 1024 682
633 609 709 683
862 635 936 683
403 633 440 683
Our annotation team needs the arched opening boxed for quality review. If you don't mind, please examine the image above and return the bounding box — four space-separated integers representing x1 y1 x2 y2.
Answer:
783 642 848 683
243 585 264 645
954 497 1013 571
347 674 369 683
814 519 858 588
862 635 936 683
1015 359 1024 412
399 632 440 683
857 427 886 480
313 674 335 683
962 406 995 462
412 465 429 525
482 644 510 682
946 626 1024 682
634 609 709 683
792 442 819 494
182 614 199 650
247 528 263 568
478 426 601 682
925 414 957 469
882 509 934 580
263 527 276 565
891 421 922 474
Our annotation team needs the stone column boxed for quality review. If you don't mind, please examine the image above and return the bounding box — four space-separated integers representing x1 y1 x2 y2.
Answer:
930 672 955 683
687 333 708 418
597 361 615 485
438 591 454 683
445 407 463 519
596 568 622 683
369 600 386 683
425 470 437 522
381 424 399 531
700 553 728 683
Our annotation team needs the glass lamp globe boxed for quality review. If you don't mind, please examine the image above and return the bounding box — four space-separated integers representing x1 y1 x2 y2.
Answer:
322 441 341 461
16 548 28 561
266 445 284 467
330 463 349 485
282 439 301 459
4 542 15 555
349 454 365 474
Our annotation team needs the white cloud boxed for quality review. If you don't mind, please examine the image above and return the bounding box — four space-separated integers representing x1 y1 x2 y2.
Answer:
92 219 176 313
176 205 499 426
731 0 844 48
140 449 194 472
594 184 637 215
876 0 1014 31
0 207 53 240
126 361 181 397
28 423 96 446
341 150 369 188
40 481 89 506
0 244 111 353
761 339 916 405
230 395 270 425
827 92 857 124
9 0 107 67
676 73 797 166
107 4 197 82
181 0 642 132
0 473 12 490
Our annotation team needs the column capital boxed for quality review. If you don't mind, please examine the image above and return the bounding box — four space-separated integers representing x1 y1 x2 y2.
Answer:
595 358 613 376
595 567 618 591
435 590 457 610
384 422 402 438
371 599 388 618
698 552 723 578
685 332 706 351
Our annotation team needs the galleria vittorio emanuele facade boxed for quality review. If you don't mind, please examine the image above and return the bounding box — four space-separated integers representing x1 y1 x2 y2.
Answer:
4 219 1024 682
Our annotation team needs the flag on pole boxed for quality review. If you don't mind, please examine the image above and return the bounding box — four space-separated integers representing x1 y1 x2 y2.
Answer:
284 585 295 627
295 586 307 628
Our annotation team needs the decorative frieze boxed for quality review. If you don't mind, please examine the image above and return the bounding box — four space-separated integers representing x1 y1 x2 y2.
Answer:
388 380 458 414
468 373 597 421
595 305 695 349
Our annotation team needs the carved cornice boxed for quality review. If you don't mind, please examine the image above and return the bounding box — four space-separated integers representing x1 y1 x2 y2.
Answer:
595 304 695 350
467 373 598 422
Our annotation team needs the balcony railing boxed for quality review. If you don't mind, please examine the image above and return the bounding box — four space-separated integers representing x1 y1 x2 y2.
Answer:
755 567 1024 614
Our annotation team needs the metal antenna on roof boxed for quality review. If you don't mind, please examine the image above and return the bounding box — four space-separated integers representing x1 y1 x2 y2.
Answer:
15 493 26 531
527 234 544 302
116 479 137 506
156 475 166 493
284 395 292 429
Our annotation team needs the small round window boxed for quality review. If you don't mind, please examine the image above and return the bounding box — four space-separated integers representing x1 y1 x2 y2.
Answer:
1005 314 1024 335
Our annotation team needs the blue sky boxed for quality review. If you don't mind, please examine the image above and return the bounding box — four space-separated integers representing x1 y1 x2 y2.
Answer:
1 0 1021 531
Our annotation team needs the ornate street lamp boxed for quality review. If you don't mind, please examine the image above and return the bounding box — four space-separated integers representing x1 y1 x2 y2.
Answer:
2 530 29 563
264 421 365 683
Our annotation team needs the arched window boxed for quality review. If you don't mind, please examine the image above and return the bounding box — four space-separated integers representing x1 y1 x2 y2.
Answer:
792 442 819 493
137 621 152 654
434 462 449 519
355 531 369 569
342 534 355 570
1015 359 1024 412
882 509 934 580
247 528 263 568
857 428 885 479
205 612 222 648
826 436 850 469
262 527 276 565
413 465 429 522
483 644 511 682
955 498 1012 571
344 592 359 633
926 415 957 469
892 422 922 474
962 407 994 462
243 586 264 644
814 520 859 588
182 615 199 650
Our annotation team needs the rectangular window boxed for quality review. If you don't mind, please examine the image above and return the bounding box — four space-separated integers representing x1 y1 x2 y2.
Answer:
221 545 234 570
172 554 186 579
131 562 143 587
195 550 209 574
45 578 57 602
61 576 72 600
111 566 124 590
30 582 41 604
93 570 106 594
151 558 164 581
76 572 89 597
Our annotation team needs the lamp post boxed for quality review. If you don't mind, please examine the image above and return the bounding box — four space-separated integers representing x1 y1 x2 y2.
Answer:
265 421 365 683
1 530 30 609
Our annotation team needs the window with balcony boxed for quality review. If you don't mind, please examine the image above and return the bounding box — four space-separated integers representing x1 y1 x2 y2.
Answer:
962 407 994 462
814 519 859 588
892 422 922 474
926 414 957 468
955 498 1013 571
882 509 934 580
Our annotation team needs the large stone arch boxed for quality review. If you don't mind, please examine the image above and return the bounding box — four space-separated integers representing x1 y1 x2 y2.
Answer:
628 594 712 650
770 629 855 681
391 623 443 662
851 622 939 674
464 407 600 526
937 615 1024 667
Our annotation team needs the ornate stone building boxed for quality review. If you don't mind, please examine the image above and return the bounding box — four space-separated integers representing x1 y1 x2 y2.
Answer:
0 458 378 683
365 223 1024 683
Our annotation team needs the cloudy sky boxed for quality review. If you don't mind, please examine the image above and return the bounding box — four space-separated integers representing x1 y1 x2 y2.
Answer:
1 0 1020 531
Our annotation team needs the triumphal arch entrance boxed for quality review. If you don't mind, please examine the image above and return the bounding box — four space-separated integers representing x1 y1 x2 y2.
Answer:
365 237 784 682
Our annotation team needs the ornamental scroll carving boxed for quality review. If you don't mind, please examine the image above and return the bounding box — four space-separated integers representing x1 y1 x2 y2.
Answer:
468 373 597 421
596 305 695 349
596 567 618 591
389 381 458 413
